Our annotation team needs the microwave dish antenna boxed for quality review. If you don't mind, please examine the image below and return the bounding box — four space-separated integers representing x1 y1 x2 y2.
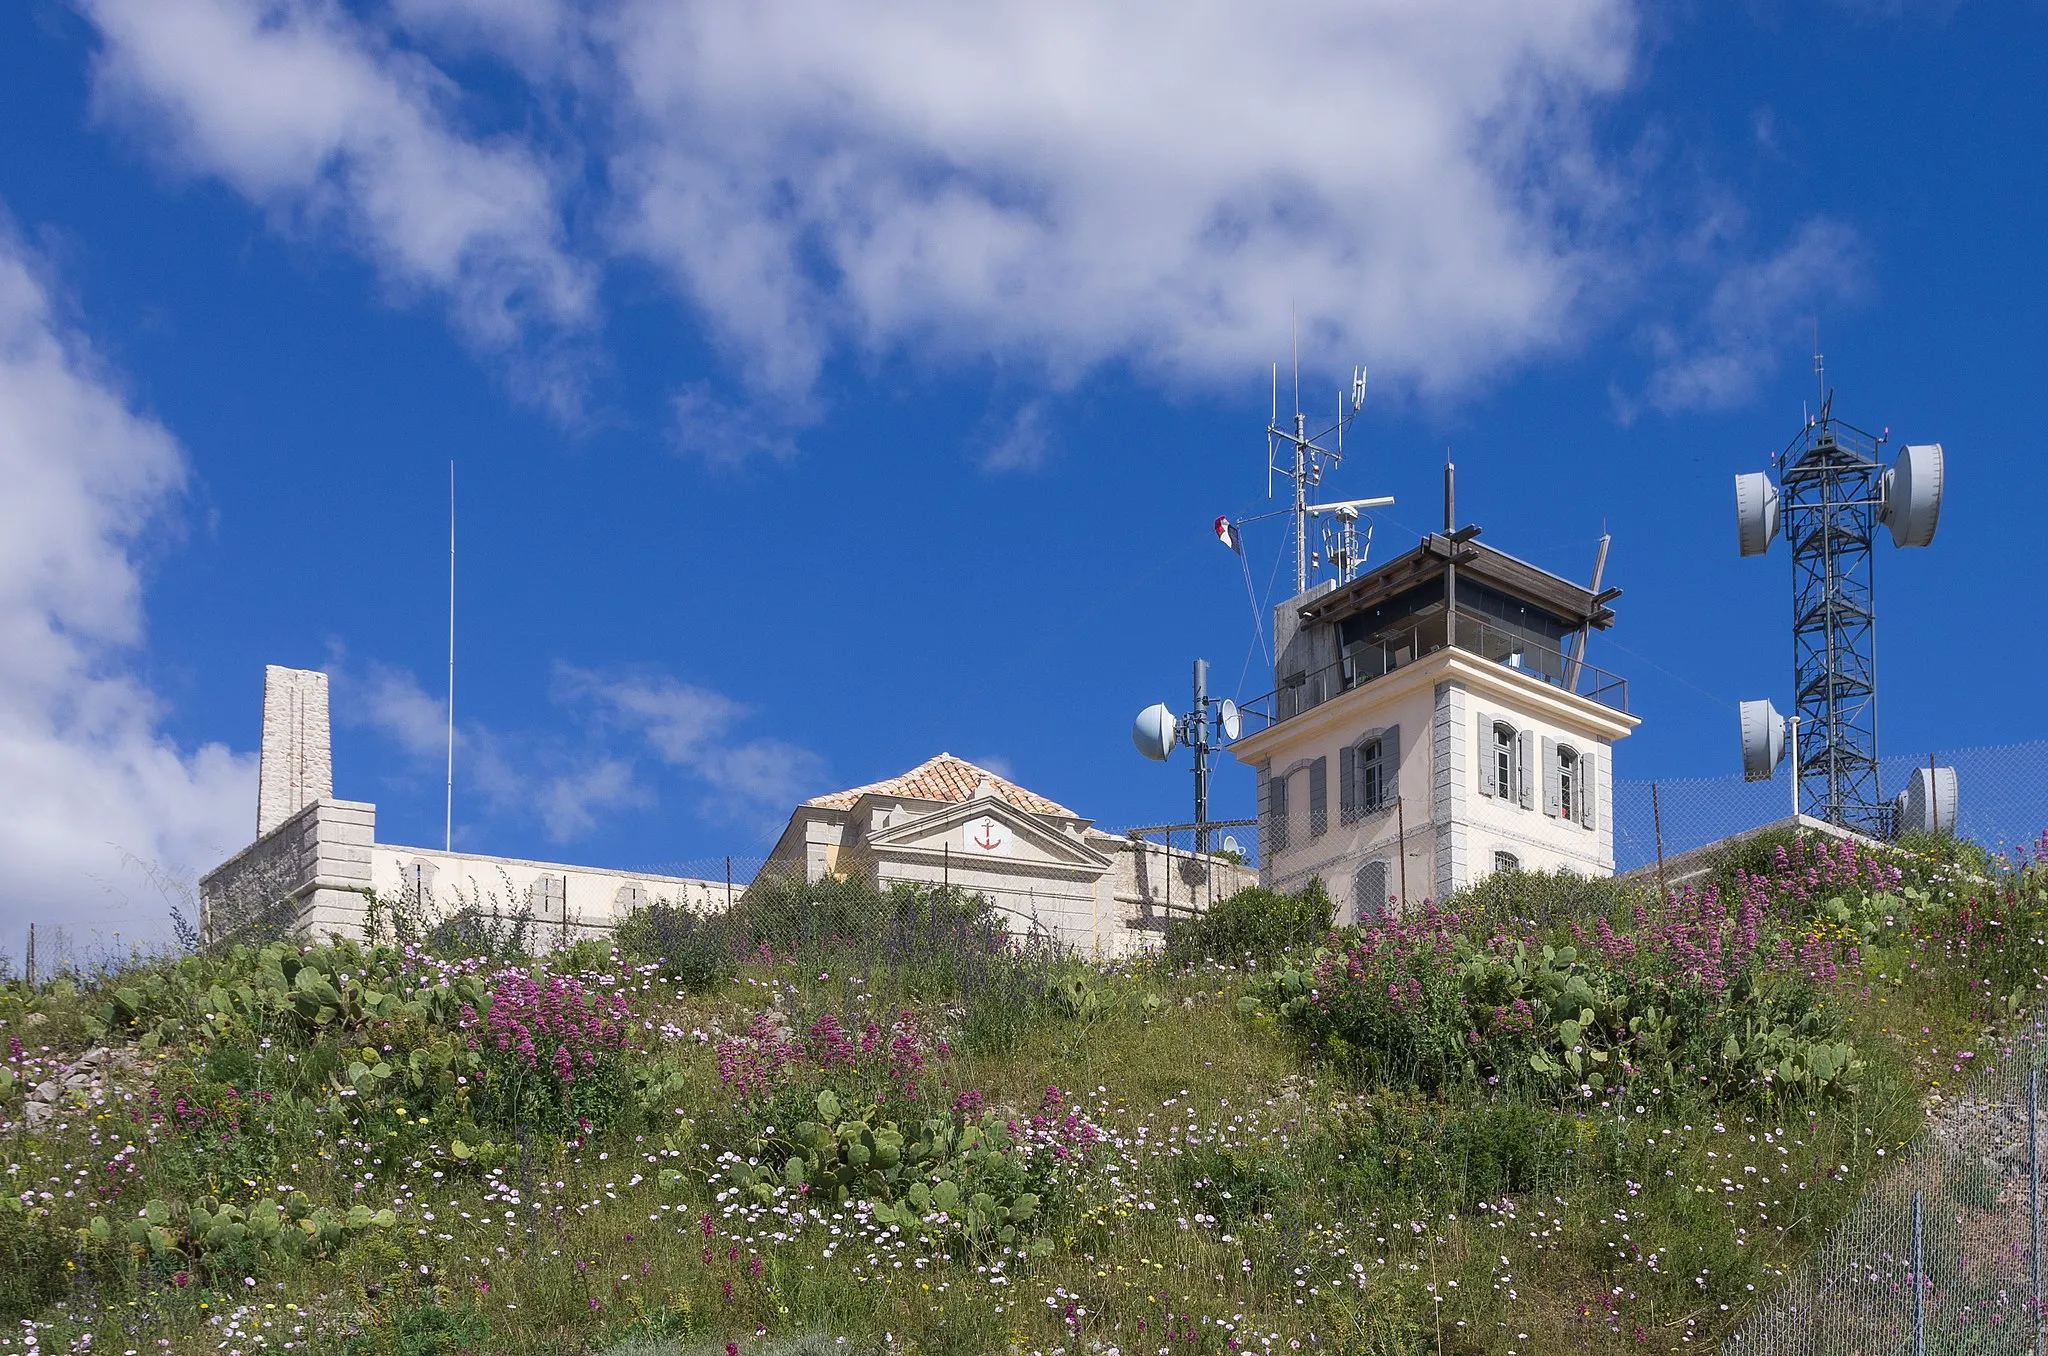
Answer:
1218 699 1242 742
1132 704 1177 762
1893 765 1958 836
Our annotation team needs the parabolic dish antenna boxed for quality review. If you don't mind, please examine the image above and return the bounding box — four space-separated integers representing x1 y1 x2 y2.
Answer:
1132 703 1177 762
1738 698 1787 782
1218 699 1242 741
1880 442 1945 548
1892 765 1958 835
1221 835 1242 856
1734 472 1781 557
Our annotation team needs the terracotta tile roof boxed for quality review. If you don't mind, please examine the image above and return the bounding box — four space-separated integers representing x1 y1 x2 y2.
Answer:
804 753 1076 818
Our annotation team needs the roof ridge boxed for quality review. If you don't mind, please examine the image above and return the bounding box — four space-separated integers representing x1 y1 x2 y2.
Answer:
803 752 1075 817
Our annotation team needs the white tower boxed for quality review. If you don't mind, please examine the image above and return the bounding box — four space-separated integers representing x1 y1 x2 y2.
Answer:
256 665 333 836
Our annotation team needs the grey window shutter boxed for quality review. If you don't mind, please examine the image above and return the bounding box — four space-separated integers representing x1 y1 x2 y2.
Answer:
1339 744 1357 825
1542 736 1561 817
1382 725 1399 809
1268 770 1290 854
1517 729 1536 808
1475 711 1494 798
1309 757 1328 838
1354 860 1389 925
1579 748 1597 829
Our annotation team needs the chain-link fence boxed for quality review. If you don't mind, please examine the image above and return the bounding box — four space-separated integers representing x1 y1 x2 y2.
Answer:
1726 1022 2048 1356
1616 739 2048 874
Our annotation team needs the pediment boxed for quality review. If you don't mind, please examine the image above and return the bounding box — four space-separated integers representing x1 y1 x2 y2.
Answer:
863 795 1111 871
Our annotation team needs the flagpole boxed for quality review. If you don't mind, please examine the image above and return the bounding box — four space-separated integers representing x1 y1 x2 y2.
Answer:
445 461 455 853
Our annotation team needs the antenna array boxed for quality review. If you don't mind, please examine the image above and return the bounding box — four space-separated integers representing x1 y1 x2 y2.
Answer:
1732 350 1947 834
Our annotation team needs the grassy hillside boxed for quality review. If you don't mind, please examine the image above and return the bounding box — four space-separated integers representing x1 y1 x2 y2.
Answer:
0 828 2041 1355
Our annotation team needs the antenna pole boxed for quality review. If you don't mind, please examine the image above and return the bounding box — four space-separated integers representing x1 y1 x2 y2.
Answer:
1443 458 1458 649
1191 658 1211 855
445 461 455 853
1788 715 1801 820
1292 408 1308 595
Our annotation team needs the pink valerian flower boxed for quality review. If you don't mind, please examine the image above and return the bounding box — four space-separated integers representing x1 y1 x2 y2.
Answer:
716 1005 953 1101
458 966 633 1084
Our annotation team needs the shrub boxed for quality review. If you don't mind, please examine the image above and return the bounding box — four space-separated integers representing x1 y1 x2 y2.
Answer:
1246 882 1866 1102
1444 866 1643 930
1165 881 1334 967
615 903 735 991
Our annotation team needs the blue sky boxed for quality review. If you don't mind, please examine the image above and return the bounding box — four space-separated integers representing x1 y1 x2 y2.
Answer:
1 0 2042 939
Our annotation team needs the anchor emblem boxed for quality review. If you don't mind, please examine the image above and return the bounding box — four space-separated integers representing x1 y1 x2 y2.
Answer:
972 818 1002 851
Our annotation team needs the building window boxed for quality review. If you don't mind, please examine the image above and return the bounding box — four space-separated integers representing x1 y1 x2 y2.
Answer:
1266 769 1290 854
1492 722 1516 799
1359 738 1383 811
1494 850 1520 874
1354 859 1390 926
1557 746 1579 823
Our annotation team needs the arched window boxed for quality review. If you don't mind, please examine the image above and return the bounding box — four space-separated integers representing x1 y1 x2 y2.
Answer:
1494 850 1520 874
1557 746 1579 823
1353 859 1390 925
1492 722 1516 799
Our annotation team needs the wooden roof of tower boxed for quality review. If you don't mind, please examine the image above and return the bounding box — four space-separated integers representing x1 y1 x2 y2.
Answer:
1295 536 1617 630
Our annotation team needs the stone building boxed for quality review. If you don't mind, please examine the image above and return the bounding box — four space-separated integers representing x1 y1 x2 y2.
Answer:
202 671 1251 955
762 753 1257 956
200 666 729 944
1226 518 1639 922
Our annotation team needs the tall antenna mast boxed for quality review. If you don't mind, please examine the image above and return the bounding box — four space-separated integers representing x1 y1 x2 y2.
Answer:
445 460 455 853
1264 331 1382 596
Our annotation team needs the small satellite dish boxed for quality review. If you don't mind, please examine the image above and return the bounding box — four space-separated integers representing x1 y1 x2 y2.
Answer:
1738 698 1787 782
1894 765 1958 835
1221 835 1242 856
1880 443 1945 548
1132 703 1177 761
1734 472 1781 557
1217 699 1242 741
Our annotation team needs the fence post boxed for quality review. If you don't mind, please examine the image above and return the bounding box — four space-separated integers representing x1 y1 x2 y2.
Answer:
725 856 733 910
2032 1069 2042 1356
1651 782 1668 902
23 923 33 988
1912 1189 1926 1356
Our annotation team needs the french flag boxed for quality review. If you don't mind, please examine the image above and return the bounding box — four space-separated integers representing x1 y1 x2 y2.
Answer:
1214 516 1241 553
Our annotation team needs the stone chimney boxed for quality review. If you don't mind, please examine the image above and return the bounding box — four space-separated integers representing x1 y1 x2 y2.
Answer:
256 665 333 837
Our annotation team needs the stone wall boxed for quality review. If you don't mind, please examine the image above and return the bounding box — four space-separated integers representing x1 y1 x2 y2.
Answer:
200 799 374 943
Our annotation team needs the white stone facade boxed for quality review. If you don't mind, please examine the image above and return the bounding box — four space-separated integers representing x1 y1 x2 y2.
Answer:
1232 648 1637 923
256 666 333 837
200 797 730 945
762 755 1257 957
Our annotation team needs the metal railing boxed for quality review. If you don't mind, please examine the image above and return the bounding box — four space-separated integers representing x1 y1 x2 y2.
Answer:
1239 606 1628 734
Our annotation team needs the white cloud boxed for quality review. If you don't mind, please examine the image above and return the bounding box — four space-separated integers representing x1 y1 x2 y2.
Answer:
78 0 595 410
1637 218 1864 416
75 0 1858 446
351 660 449 760
0 227 253 938
979 401 1053 474
339 661 650 845
75 0 1652 424
341 661 822 841
559 665 828 818
604 1 1637 401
